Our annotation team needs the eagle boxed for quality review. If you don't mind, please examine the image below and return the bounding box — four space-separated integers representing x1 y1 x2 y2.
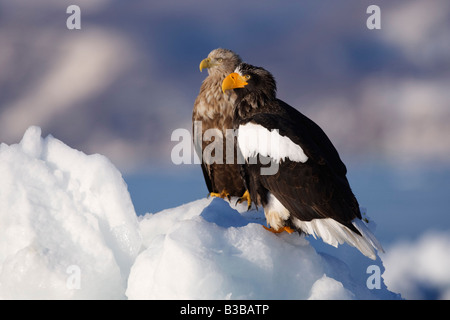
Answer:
193 48 250 207
222 63 384 259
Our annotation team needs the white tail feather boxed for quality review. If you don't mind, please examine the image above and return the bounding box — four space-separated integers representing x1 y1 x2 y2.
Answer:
266 193 384 260
293 217 384 260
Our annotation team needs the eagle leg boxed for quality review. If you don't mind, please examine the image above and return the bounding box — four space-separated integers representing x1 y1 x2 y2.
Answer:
262 225 294 234
209 189 231 201
235 190 252 210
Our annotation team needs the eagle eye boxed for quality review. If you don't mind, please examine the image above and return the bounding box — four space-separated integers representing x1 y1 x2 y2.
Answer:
217 58 223 63
244 74 251 80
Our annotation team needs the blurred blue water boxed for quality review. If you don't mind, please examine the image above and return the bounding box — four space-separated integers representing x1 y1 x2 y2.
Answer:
347 163 450 244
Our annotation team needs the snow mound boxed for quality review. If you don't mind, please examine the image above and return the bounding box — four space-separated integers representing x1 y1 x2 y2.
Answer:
128 198 399 300
0 127 141 299
0 126 400 299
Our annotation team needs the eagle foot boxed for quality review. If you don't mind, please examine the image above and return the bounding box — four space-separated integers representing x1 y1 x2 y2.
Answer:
235 190 252 210
209 190 231 201
263 225 295 234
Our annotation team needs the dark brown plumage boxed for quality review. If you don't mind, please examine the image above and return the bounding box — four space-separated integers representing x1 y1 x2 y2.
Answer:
193 49 248 203
222 63 383 259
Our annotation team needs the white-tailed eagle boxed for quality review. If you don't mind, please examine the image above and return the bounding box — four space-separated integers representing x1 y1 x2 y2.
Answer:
193 49 250 207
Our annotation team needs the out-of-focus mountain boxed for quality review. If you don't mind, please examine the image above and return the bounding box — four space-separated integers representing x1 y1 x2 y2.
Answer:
1 0 449 173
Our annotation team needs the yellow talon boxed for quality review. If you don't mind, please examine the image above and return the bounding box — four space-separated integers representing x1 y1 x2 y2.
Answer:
263 225 295 234
209 189 231 201
235 190 252 210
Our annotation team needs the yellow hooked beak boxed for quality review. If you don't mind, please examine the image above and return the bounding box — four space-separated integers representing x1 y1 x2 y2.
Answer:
222 73 248 93
199 58 212 72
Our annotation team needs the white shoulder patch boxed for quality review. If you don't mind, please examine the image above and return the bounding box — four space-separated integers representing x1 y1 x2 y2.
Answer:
237 122 308 163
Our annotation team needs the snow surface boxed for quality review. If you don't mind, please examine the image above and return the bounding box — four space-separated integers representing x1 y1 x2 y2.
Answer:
129 197 397 300
0 127 402 299
0 127 141 299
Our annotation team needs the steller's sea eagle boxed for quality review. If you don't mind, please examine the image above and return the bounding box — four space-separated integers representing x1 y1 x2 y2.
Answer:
193 48 251 207
222 63 384 259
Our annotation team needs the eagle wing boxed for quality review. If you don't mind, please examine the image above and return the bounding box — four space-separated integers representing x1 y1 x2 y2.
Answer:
276 99 348 177
237 104 361 231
